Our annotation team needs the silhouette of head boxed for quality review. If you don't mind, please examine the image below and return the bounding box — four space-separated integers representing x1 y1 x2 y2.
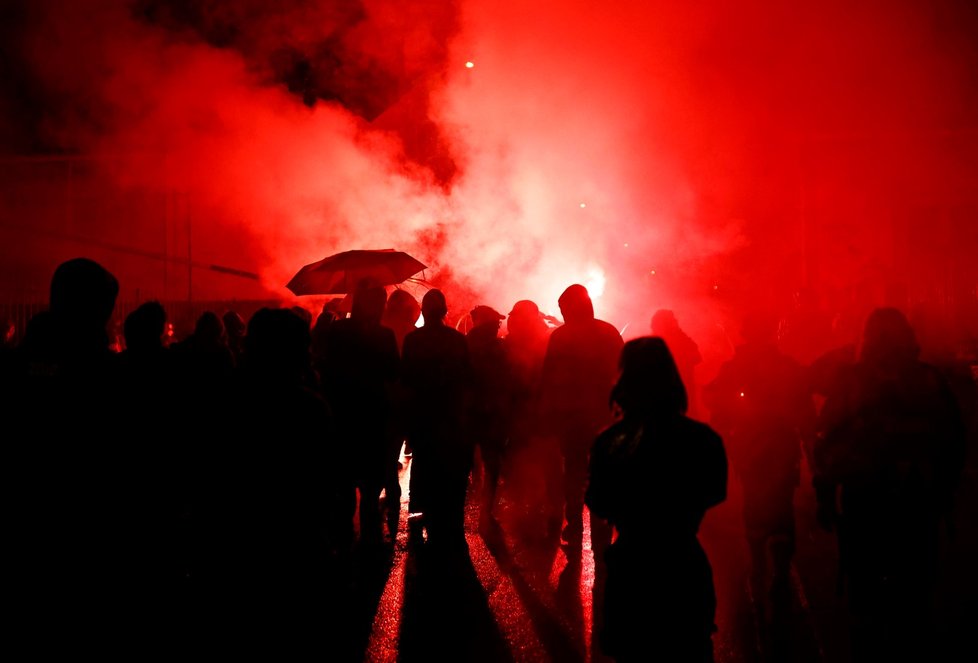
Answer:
650 309 679 336
351 281 388 324
1 316 14 347
471 305 504 330
223 310 246 338
124 301 167 352
611 336 688 419
510 300 540 319
507 300 545 338
558 284 594 323
194 311 226 346
386 289 421 326
421 289 448 323
245 307 311 376
50 257 119 336
859 307 919 366
290 306 313 327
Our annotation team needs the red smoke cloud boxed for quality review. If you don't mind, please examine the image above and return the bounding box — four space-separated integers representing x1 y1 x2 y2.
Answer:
3 1 976 344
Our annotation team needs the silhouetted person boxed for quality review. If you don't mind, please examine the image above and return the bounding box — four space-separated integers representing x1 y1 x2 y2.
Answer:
170 310 235 383
808 342 857 400
121 300 171 392
502 299 558 533
383 288 422 354
118 301 187 584
910 301 978 441
202 307 334 653
466 304 511 528
291 304 314 328
402 289 473 547
381 288 422 525
3 258 141 652
651 309 703 419
323 282 400 546
587 337 727 662
814 307 966 662
704 310 814 649
168 311 235 445
1 315 15 349
310 303 335 369
0 315 19 378
222 310 247 366
382 287 422 444
539 284 622 548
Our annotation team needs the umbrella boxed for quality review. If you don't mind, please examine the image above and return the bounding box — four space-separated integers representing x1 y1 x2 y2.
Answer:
286 249 427 295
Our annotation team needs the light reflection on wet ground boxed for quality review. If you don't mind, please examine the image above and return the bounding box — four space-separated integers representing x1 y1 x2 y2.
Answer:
353 446 978 663
358 452 832 662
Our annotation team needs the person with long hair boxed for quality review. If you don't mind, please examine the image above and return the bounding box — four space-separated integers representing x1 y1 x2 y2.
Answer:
586 337 727 662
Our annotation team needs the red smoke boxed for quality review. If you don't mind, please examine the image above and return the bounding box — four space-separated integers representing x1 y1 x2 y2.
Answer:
2 1 976 347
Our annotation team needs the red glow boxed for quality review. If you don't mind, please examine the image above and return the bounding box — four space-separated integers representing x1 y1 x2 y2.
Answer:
0 0 974 344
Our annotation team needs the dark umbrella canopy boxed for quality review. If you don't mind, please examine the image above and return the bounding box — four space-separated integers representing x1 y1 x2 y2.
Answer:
286 249 426 295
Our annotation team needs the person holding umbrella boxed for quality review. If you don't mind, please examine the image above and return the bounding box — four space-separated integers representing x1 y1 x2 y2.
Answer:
322 280 400 547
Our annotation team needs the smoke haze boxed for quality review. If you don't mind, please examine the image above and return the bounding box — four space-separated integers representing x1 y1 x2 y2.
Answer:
1 1 976 343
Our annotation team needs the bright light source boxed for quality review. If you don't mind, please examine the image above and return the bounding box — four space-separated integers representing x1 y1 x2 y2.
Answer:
465 61 475 68
649 269 656 275
623 243 629 248
579 202 586 208
739 392 745 398
585 265 606 299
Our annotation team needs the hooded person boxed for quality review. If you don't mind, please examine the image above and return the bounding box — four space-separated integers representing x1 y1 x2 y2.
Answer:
651 309 703 419
703 309 815 645
539 284 623 548
814 307 965 663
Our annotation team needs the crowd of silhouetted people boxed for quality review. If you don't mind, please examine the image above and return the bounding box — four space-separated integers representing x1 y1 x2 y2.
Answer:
0 257 974 661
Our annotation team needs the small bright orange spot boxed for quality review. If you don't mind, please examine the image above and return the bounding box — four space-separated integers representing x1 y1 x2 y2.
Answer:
580 202 586 208
465 61 475 68
624 243 629 248
649 269 656 275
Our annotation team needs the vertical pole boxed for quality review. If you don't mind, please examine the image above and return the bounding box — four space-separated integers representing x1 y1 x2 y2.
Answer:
163 190 169 301
799 132 811 289
187 194 193 306
65 160 74 235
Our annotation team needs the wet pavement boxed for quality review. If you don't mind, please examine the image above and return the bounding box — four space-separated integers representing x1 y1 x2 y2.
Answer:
331 449 977 663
